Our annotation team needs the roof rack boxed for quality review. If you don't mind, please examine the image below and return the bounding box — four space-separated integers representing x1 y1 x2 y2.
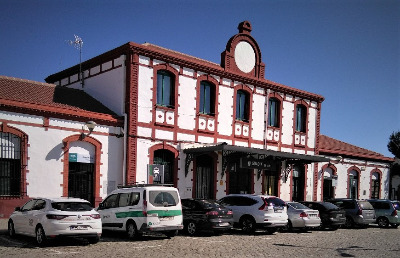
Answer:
117 183 175 188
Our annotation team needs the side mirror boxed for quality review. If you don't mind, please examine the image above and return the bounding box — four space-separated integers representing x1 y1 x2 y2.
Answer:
14 207 21 212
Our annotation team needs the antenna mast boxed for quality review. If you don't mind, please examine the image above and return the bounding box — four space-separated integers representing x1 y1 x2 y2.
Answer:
68 35 84 87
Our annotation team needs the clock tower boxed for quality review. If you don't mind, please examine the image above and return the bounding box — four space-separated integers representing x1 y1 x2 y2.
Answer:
221 21 265 79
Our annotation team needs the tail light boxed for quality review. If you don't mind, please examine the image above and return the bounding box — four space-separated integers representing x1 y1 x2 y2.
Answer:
142 200 147 217
356 209 362 216
259 197 270 211
391 209 397 216
90 214 101 219
300 212 308 218
206 211 219 216
227 210 233 215
46 214 69 220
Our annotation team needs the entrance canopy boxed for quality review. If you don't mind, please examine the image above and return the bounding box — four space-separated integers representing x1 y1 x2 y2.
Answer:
183 142 330 178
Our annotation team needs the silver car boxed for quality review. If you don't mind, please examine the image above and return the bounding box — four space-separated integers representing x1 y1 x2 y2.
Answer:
328 198 375 228
286 202 321 231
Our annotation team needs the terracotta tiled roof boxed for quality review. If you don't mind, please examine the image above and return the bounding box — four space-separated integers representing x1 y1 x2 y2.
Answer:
319 135 393 162
0 76 116 116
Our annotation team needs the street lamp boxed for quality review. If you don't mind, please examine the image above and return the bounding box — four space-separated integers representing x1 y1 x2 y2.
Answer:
81 121 96 140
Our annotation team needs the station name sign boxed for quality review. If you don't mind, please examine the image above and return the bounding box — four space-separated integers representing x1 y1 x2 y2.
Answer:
240 157 277 170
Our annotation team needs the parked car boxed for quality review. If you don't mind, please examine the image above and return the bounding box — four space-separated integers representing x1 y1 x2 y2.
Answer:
181 199 233 235
8 197 102 246
285 202 321 231
327 198 375 228
367 199 400 228
217 194 288 234
301 201 346 230
97 184 183 239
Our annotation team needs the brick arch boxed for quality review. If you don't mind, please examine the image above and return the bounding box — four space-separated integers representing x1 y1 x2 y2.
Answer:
62 134 102 206
233 84 253 119
320 163 337 200
0 123 30 217
370 168 383 199
149 143 179 187
347 166 361 199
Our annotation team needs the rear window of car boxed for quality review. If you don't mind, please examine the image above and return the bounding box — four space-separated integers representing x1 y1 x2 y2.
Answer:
199 199 222 209
51 202 93 211
288 202 309 209
265 197 286 207
149 190 179 207
322 202 341 210
359 201 374 210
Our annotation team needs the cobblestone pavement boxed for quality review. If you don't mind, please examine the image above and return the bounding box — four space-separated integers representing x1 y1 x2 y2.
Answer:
0 219 399 258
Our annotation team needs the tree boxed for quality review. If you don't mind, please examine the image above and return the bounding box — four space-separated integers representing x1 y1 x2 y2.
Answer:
388 131 400 158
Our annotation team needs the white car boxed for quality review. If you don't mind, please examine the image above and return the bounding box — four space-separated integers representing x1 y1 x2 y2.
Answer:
286 202 321 231
8 197 102 246
218 194 288 234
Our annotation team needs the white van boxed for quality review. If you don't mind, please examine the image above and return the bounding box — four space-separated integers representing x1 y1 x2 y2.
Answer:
97 184 183 239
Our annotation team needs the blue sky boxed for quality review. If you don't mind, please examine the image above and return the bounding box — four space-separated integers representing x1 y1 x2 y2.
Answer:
1 0 399 157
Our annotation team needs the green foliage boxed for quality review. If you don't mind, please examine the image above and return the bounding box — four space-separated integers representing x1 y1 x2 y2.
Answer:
388 131 400 158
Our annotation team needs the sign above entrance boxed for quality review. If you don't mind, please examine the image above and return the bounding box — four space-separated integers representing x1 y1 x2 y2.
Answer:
240 157 277 170
148 164 164 184
69 153 94 163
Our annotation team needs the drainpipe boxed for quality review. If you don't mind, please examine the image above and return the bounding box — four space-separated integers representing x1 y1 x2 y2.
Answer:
264 89 271 149
122 113 128 186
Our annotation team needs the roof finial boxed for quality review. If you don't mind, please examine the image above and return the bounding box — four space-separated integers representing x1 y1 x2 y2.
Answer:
238 21 252 34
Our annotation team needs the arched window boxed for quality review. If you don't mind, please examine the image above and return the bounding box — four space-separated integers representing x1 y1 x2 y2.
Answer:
153 149 175 185
371 172 380 199
268 98 280 127
0 132 22 196
236 90 249 122
157 70 174 108
348 170 359 199
295 104 307 132
199 81 215 115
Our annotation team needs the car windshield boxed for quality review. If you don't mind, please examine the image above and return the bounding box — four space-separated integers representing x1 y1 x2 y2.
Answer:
323 202 341 210
199 200 222 209
359 201 374 210
288 202 309 209
149 190 179 207
392 202 400 211
51 202 93 211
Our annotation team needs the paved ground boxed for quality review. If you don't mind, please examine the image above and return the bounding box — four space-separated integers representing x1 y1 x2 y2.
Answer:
0 219 399 257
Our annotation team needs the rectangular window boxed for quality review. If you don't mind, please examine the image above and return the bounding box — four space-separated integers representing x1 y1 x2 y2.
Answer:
236 91 248 122
200 82 212 115
296 105 306 132
0 132 21 196
157 71 173 107
268 99 279 127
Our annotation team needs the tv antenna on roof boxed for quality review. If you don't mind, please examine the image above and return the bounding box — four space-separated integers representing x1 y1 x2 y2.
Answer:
67 34 84 87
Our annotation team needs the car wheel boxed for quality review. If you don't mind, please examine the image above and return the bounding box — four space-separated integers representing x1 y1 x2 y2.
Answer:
377 217 389 228
344 216 354 228
35 226 47 247
240 216 256 234
185 221 197 236
88 236 100 244
330 225 340 231
8 220 16 238
126 221 139 239
165 230 178 238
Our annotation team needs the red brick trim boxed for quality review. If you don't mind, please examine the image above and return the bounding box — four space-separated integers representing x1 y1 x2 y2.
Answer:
148 143 179 187
319 164 338 200
370 168 382 199
62 134 102 206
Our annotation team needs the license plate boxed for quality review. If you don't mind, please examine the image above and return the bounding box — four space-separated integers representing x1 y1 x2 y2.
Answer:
70 225 88 230
219 222 230 227
274 209 282 213
159 216 173 221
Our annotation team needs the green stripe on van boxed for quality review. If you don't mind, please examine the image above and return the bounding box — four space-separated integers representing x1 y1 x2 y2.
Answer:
115 209 182 218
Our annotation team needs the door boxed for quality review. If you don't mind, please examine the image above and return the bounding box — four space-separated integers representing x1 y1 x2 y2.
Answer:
264 170 278 196
68 162 94 204
195 155 214 199
323 179 334 200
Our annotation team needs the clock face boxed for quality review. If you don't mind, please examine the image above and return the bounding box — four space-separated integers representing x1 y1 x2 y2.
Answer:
234 41 256 73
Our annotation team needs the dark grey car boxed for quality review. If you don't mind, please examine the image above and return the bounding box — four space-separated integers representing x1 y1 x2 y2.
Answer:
327 199 375 228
